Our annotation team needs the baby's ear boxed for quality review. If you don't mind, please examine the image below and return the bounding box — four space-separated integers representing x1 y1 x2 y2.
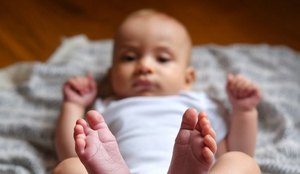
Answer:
185 67 196 88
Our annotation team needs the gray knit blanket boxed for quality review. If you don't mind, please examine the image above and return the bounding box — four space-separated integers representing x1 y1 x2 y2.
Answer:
0 35 299 174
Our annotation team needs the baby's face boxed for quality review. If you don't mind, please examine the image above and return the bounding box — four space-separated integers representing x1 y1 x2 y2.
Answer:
110 15 194 98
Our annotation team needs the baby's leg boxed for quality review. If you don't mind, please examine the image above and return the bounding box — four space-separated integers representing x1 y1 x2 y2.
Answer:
74 110 130 174
210 151 261 174
168 108 217 174
53 157 87 174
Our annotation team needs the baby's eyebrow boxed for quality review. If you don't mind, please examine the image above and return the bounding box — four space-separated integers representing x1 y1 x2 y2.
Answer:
118 45 139 53
155 46 175 55
119 41 139 48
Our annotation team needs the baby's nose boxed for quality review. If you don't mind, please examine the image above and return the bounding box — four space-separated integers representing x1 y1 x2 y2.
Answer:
136 57 154 75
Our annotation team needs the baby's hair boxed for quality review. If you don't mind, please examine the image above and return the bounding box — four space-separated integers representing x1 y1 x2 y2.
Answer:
126 8 159 17
125 9 179 24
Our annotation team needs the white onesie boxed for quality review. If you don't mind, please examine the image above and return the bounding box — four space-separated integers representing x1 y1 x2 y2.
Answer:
94 91 227 174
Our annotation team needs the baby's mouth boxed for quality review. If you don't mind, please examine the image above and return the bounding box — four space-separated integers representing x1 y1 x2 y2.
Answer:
132 79 157 92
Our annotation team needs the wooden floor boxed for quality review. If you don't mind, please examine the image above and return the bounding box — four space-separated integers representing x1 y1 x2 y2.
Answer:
0 0 299 68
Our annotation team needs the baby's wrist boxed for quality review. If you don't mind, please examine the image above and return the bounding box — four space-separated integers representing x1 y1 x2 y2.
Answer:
61 101 86 115
231 107 258 117
63 100 86 109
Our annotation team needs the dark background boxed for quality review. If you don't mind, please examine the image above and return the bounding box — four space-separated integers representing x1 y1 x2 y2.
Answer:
0 0 299 68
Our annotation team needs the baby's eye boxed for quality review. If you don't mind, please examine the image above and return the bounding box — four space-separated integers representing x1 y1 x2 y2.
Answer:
121 55 136 62
157 56 170 64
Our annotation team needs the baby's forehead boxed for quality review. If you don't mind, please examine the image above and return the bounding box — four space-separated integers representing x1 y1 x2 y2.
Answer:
118 14 191 45
125 13 185 32
113 10 192 63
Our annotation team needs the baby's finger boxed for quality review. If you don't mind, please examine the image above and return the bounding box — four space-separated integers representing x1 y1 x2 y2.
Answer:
237 81 252 98
231 75 249 97
226 74 235 90
86 73 94 81
87 75 97 91
74 77 92 94
67 78 83 92
240 83 255 97
247 84 261 98
235 75 248 89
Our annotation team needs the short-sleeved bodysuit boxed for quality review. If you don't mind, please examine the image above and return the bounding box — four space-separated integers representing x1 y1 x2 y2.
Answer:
94 91 227 174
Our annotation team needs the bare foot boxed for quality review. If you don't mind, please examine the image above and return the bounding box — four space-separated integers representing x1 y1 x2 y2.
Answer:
168 108 217 174
74 110 130 174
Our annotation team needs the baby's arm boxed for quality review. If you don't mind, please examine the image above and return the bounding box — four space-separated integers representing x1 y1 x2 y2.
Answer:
55 74 98 161
225 74 261 156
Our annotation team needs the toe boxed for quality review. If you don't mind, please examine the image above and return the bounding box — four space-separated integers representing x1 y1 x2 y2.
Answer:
75 138 87 156
74 125 87 155
201 125 216 140
204 135 217 154
86 110 107 130
74 124 85 138
76 118 88 127
202 147 215 164
197 113 210 130
180 108 198 130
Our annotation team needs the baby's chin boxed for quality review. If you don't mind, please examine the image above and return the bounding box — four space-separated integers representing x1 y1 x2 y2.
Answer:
113 89 184 99
132 91 182 98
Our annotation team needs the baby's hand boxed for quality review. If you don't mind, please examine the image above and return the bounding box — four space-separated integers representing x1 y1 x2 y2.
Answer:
63 74 97 107
226 74 261 112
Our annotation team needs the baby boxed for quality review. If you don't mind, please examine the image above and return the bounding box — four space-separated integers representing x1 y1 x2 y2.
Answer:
53 9 261 174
